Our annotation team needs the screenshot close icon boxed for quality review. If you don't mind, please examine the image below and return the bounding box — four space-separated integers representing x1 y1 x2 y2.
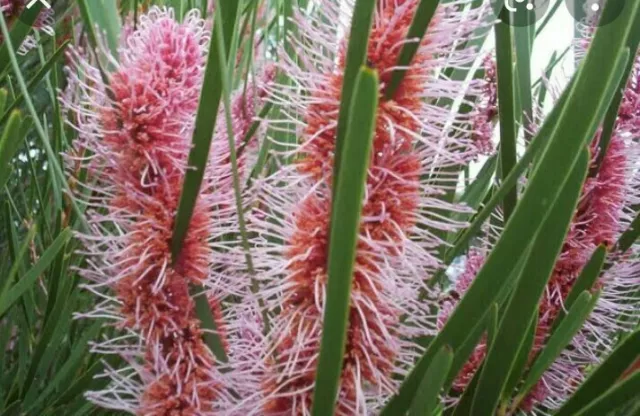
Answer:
492 0 625 27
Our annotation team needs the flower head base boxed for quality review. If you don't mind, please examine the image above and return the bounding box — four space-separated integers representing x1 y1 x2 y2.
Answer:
242 0 490 413
62 7 267 414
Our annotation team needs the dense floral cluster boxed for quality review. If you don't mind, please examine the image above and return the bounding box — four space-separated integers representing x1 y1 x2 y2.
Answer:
56 2 640 416
62 7 270 415
439 49 640 413
242 0 489 413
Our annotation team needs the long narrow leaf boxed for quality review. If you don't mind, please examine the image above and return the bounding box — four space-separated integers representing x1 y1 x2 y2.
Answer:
0 40 70 126
554 245 606 327
0 224 36 305
384 0 440 98
556 329 640 416
472 147 589 415
331 0 376 192
0 229 71 318
515 291 599 405
592 19 640 174
0 88 6 114
312 67 379 416
0 110 22 190
172 0 240 259
381 1 638 410
616 209 640 253
503 310 538 398
83 0 121 56
409 346 453 416
574 371 640 416
494 9 518 220
0 3 44 75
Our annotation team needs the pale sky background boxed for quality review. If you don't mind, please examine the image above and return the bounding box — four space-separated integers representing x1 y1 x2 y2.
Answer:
333 0 580 178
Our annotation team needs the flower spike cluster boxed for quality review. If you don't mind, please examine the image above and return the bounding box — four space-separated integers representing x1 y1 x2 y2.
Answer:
62 7 269 415
243 0 489 414
438 50 640 414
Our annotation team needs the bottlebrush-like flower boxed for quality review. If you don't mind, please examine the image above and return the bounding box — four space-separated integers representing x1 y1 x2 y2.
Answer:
438 52 640 413
241 1 488 414
62 7 268 415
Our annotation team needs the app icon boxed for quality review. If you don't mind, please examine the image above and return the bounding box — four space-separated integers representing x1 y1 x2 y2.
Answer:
26 0 51 9
565 0 625 27
18 0 55 25
491 0 551 27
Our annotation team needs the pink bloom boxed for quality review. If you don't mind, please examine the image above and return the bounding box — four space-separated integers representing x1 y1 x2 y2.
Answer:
62 7 268 414
438 52 640 413
242 0 488 413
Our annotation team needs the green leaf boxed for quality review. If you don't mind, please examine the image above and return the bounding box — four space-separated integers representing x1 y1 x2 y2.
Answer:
592 16 640 175
554 245 606 327
536 0 564 35
494 11 518 221
409 346 453 416
486 303 499 349
556 329 640 416
190 285 228 363
381 1 637 410
471 147 588 415
515 291 599 406
574 371 640 416
0 10 90 232
0 110 22 190
450 306 497 415
331 0 376 196
446 74 574 265
172 0 240 260
513 16 534 139
448 155 498 231
0 3 44 75
616 208 640 254
0 224 36 307
22 295 75 401
385 0 440 99
0 88 6 114
444 307 488 389
503 309 538 398
0 229 71 318
237 102 273 160
451 363 483 416
23 322 101 413
84 0 122 56
0 40 70 126
311 67 379 416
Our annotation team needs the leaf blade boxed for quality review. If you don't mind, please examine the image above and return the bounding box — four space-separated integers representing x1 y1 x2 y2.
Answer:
515 291 599 404
471 147 589 415
381 1 638 410
312 67 379 416
409 346 453 416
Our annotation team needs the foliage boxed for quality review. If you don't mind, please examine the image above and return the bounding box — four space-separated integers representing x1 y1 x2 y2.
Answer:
0 0 639 415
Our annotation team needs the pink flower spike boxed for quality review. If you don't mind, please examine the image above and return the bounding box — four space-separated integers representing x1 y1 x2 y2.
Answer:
242 0 490 414
62 7 267 415
438 50 640 413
